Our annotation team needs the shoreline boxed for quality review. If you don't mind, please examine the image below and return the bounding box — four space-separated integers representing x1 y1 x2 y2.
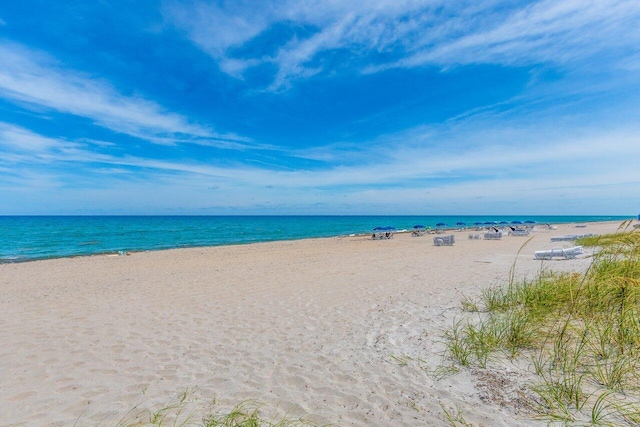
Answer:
0 219 626 265
0 220 628 425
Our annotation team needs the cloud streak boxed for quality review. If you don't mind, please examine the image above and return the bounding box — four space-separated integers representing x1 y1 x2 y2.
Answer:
0 42 254 146
392 0 640 70
166 0 640 89
3 114 639 198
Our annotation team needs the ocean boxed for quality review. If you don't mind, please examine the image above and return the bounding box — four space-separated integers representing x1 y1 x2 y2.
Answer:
0 215 630 262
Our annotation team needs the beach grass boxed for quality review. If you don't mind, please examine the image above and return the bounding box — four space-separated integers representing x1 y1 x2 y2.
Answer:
81 391 320 427
440 402 472 426
444 222 640 424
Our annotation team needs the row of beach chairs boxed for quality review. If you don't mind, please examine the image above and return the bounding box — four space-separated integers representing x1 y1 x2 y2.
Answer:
468 231 504 240
534 246 584 260
379 227 596 260
535 233 594 260
550 233 597 242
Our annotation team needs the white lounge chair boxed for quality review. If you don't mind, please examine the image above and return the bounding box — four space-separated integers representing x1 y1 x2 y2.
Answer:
550 233 596 242
534 246 584 260
434 235 455 246
484 230 503 240
372 232 393 240
509 229 529 237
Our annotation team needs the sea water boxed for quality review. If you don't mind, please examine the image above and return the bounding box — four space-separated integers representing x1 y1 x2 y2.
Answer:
0 215 629 262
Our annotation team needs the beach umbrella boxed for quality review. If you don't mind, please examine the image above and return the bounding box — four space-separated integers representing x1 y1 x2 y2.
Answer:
436 222 447 227
499 221 509 224
511 220 522 224
456 222 467 226
484 221 493 225
413 224 426 229
524 220 537 224
474 222 484 226
374 226 395 231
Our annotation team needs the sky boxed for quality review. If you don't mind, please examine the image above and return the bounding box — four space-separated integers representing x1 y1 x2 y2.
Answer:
1 0 639 215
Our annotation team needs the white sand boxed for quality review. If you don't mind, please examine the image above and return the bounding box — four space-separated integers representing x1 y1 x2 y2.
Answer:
0 221 622 426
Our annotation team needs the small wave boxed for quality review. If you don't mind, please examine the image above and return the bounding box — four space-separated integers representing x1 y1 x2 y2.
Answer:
0 256 28 264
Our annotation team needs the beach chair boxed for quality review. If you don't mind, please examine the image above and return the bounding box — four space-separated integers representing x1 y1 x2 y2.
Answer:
534 246 584 260
550 233 596 242
468 234 481 240
509 229 529 237
483 230 503 240
434 235 455 246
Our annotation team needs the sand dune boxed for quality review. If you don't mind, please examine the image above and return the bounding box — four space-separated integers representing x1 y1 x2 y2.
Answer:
0 221 622 426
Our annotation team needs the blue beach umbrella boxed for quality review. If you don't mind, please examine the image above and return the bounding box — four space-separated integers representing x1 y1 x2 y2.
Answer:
436 222 447 227
511 220 523 224
499 221 509 224
456 221 467 226
484 221 493 225
474 222 484 226
524 220 537 224
413 224 426 229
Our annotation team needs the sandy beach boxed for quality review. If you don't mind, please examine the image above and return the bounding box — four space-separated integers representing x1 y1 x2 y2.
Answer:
0 221 624 426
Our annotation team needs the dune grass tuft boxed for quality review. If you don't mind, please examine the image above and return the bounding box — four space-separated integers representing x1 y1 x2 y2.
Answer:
444 223 640 424
80 391 320 427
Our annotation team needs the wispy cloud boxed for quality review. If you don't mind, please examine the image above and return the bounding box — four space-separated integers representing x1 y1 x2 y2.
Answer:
0 121 273 184
166 0 640 89
0 42 255 147
0 122 68 153
3 113 639 213
390 0 640 70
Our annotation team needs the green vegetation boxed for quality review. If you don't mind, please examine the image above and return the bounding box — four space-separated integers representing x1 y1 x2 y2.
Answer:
82 391 319 427
440 403 472 427
444 221 640 424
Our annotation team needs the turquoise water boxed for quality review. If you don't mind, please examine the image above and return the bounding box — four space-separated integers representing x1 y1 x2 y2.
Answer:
0 215 630 262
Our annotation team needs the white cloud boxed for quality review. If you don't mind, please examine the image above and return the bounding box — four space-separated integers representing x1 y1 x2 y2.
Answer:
0 122 270 183
3 114 639 215
396 0 640 69
166 0 640 89
0 123 64 152
0 42 253 146
163 1 270 57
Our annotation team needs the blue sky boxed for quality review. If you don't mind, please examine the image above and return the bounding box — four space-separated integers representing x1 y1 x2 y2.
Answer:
1 1 639 215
